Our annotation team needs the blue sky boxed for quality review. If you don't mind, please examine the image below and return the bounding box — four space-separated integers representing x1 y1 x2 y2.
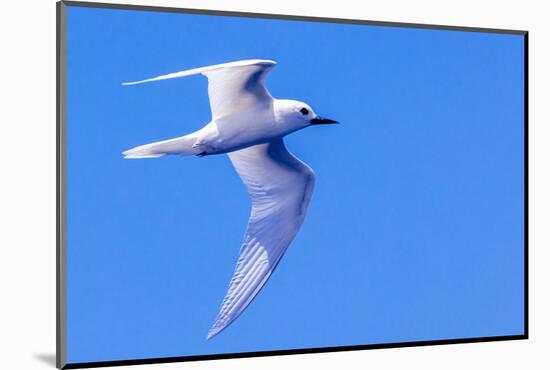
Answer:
66 5 525 364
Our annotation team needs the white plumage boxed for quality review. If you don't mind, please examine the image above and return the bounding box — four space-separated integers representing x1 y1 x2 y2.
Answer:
122 60 336 339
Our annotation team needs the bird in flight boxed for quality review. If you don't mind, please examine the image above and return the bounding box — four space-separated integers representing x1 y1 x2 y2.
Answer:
122 59 337 339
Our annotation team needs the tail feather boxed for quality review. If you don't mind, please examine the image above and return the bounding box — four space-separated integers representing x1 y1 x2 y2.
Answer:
123 134 198 159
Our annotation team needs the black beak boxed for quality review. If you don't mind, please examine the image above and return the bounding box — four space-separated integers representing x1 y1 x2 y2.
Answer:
310 116 339 125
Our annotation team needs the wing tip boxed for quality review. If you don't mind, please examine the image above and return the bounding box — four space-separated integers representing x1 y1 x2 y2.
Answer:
249 59 277 67
121 80 147 86
258 58 276 64
121 59 276 86
206 326 222 340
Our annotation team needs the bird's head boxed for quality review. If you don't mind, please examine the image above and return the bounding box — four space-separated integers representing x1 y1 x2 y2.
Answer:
274 99 338 133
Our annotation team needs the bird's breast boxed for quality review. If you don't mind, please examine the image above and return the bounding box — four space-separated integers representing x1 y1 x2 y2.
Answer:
208 109 281 154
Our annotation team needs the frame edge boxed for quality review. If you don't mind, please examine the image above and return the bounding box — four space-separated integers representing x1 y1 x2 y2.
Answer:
61 0 528 35
56 1 68 369
523 32 529 339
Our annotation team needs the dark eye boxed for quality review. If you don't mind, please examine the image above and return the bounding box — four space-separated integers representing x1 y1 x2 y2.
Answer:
300 107 309 115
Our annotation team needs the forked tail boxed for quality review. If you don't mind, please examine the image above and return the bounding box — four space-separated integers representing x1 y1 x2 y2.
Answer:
123 134 199 159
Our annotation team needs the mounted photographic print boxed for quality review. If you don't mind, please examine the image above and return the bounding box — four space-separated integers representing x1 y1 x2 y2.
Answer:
57 1 528 368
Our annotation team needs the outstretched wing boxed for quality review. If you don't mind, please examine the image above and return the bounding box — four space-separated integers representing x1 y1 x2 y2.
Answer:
207 139 316 339
122 59 276 120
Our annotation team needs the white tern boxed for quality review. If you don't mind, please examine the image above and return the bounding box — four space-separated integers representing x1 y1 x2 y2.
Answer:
122 59 337 339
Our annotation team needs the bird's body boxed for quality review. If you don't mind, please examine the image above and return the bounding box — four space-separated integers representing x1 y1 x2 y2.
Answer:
131 99 303 157
123 59 336 339
211 99 313 153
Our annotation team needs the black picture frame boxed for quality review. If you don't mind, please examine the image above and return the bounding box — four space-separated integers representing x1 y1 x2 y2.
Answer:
56 1 529 368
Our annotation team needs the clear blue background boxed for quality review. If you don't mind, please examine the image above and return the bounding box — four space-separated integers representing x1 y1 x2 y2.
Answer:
66 5 525 364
